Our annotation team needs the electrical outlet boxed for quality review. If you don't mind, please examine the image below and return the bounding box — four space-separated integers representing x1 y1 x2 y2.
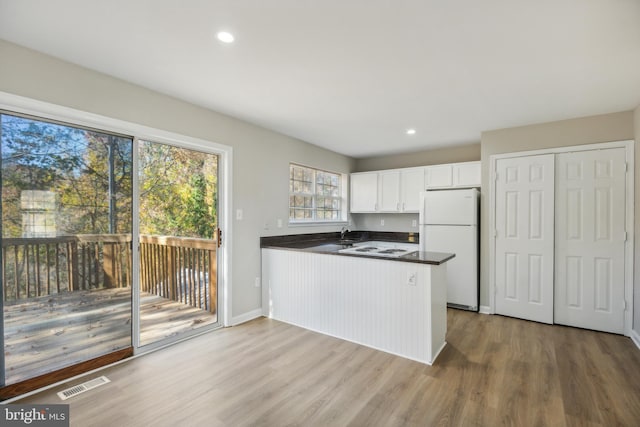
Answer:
412 219 417 227
380 219 385 226
407 272 417 286
264 222 270 230
277 218 283 228
236 209 243 220
255 277 261 288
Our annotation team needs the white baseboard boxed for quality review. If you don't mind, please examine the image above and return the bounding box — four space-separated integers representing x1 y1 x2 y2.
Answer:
479 305 492 315
631 329 640 351
230 308 263 326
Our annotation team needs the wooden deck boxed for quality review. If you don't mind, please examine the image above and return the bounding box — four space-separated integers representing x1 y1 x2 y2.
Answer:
3 288 218 385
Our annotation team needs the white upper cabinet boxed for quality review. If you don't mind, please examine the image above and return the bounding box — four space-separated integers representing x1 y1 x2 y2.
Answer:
400 167 426 212
452 161 481 188
425 164 453 188
378 170 401 212
426 161 481 189
350 161 480 213
350 172 378 212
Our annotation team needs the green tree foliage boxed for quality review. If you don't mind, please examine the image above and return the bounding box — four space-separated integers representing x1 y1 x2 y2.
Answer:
139 141 217 238
57 133 132 234
1 114 217 240
184 174 214 238
1 115 85 236
1 114 132 237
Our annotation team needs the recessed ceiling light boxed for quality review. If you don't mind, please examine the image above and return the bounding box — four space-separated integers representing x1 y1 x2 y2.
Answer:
406 129 416 135
216 31 235 43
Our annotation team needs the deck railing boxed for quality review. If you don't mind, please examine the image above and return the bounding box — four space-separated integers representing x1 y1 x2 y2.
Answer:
1 234 217 314
139 235 217 314
1 234 132 301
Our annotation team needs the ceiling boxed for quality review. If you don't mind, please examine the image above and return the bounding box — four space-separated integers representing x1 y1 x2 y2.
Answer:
1 0 639 158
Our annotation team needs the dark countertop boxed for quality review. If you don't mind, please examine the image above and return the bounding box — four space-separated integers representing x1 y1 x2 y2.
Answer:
260 232 455 266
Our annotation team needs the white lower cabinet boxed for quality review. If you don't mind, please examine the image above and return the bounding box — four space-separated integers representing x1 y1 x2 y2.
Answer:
262 249 447 364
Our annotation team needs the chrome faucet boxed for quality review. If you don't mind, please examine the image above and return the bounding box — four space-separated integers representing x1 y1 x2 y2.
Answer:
340 226 350 240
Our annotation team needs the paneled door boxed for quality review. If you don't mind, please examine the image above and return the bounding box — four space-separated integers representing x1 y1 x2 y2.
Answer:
554 148 626 333
495 154 555 323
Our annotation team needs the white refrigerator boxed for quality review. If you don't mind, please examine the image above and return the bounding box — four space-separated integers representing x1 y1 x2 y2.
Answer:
419 188 479 311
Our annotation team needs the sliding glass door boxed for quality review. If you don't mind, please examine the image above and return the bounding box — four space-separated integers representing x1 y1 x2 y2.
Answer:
137 140 220 348
0 112 133 389
0 110 224 398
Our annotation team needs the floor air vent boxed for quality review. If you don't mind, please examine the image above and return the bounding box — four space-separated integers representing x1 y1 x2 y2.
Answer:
57 376 111 400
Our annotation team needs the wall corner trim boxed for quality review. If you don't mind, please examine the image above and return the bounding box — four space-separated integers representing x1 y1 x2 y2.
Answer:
230 308 263 326
631 329 640 351
479 306 492 315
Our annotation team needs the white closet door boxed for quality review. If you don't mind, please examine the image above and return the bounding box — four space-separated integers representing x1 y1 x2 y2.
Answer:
555 148 626 334
495 154 555 323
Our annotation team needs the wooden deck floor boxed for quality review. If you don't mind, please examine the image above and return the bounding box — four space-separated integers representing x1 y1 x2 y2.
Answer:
3 288 218 385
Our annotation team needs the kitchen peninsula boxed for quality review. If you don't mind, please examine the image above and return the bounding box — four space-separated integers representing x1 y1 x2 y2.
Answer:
261 232 455 365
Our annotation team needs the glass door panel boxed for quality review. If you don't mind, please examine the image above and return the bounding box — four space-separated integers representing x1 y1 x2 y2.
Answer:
1 113 133 387
138 140 219 347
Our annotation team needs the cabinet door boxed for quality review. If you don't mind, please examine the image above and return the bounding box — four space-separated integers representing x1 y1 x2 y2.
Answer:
378 170 401 212
453 161 481 187
350 172 378 212
425 164 453 188
400 167 425 212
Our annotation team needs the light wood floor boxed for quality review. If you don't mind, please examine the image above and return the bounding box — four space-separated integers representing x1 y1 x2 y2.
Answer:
18 309 640 426
4 288 217 385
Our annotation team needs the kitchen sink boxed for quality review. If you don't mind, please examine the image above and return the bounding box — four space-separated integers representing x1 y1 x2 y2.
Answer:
305 243 353 252
337 239 357 246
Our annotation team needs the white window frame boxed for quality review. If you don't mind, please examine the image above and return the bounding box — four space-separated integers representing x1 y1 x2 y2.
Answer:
289 163 347 225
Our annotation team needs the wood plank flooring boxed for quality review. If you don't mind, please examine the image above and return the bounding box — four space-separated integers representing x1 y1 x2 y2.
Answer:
4 289 217 385
17 309 640 426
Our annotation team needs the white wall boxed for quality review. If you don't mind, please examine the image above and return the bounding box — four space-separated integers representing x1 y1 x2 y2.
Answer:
0 40 356 321
354 143 480 172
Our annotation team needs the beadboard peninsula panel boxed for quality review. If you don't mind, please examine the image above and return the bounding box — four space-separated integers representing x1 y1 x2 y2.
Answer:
262 249 447 364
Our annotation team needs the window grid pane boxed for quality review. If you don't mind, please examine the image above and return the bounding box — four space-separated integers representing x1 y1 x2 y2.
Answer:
289 164 342 222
